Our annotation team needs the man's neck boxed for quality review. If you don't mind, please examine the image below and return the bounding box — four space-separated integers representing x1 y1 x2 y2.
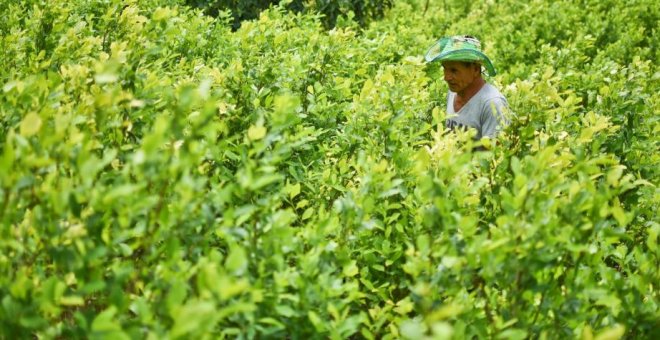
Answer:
456 78 486 101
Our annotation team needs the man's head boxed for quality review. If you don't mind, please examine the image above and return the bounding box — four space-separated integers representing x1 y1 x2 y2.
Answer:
441 60 482 94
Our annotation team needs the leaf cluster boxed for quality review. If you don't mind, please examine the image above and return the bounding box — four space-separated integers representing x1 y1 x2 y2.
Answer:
0 0 658 339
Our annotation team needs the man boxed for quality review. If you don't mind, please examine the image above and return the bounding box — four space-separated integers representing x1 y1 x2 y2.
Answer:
425 35 509 140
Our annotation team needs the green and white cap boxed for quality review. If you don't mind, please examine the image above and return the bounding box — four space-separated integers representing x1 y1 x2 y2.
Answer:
425 35 497 76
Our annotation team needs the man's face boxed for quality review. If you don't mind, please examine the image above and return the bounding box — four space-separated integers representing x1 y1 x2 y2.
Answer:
442 61 480 93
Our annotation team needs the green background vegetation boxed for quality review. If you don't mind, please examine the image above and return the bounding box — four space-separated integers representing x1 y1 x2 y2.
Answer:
184 0 393 30
0 0 658 338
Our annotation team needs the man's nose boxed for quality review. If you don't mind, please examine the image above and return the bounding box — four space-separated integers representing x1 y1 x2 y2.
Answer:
443 71 451 82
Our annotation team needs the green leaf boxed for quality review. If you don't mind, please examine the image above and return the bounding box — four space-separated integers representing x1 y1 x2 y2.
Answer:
416 234 429 255
394 297 414 315
273 93 300 114
427 303 464 320
170 301 217 338
218 277 250 300
275 305 296 317
94 73 118 84
3 80 18 92
249 173 282 190
497 328 528 340
647 222 659 252
610 205 628 226
259 317 285 329
60 296 85 306
225 245 248 275
248 125 267 140
102 184 143 205
20 112 42 137
400 319 426 339
0 130 15 173
343 260 359 277
594 324 625 340
308 311 325 332
91 306 121 332
287 182 301 199
301 207 314 220
153 7 174 21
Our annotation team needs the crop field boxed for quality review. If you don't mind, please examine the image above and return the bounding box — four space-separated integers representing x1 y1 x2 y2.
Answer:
0 0 658 338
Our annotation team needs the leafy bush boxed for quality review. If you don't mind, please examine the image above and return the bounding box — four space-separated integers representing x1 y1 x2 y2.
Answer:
184 0 394 30
0 0 657 338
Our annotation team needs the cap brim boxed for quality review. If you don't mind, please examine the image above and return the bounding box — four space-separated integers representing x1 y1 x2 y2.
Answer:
424 38 450 62
424 39 497 76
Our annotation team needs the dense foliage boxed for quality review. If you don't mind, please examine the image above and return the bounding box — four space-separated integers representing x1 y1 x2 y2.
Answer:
0 0 658 338
184 0 393 30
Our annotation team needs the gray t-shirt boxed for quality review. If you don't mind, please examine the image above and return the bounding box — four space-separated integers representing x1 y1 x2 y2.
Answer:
445 83 510 139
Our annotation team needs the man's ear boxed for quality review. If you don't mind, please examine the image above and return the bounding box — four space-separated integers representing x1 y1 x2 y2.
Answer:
474 63 482 74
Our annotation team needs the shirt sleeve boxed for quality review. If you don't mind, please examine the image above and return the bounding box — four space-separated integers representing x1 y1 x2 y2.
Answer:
480 97 510 138
446 91 455 114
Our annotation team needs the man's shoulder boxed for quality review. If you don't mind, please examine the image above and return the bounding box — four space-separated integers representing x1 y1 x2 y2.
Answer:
478 83 506 101
476 84 508 109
